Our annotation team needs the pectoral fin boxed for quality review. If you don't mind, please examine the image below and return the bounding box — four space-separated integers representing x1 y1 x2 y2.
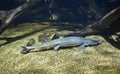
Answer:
79 44 86 50
54 45 60 50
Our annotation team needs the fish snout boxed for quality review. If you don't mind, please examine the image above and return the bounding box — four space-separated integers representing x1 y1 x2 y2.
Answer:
98 40 103 44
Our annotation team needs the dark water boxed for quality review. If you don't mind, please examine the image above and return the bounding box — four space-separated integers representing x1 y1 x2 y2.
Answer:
0 0 24 10
0 0 119 25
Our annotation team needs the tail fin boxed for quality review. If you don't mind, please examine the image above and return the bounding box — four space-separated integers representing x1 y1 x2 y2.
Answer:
21 46 29 50
21 46 35 50
21 46 34 54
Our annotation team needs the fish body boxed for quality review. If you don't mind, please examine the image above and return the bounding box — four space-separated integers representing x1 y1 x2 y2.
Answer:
21 37 102 53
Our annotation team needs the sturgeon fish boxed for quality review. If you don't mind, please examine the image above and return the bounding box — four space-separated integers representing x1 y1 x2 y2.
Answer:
21 36 102 54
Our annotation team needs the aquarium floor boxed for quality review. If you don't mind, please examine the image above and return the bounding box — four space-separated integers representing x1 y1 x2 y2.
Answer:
0 23 120 74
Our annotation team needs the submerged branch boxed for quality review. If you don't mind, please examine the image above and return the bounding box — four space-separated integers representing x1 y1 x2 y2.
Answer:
65 7 120 37
0 0 40 34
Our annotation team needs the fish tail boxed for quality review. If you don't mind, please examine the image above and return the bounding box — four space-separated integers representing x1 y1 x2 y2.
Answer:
21 46 29 50
21 46 34 54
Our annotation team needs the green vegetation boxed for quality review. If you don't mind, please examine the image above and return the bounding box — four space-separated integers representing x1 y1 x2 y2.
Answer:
0 23 120 74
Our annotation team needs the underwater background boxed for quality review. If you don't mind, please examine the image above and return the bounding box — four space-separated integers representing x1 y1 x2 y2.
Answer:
0 0 120 74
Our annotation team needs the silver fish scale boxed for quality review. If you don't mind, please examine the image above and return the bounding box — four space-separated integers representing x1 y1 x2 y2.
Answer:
42 37 87 47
